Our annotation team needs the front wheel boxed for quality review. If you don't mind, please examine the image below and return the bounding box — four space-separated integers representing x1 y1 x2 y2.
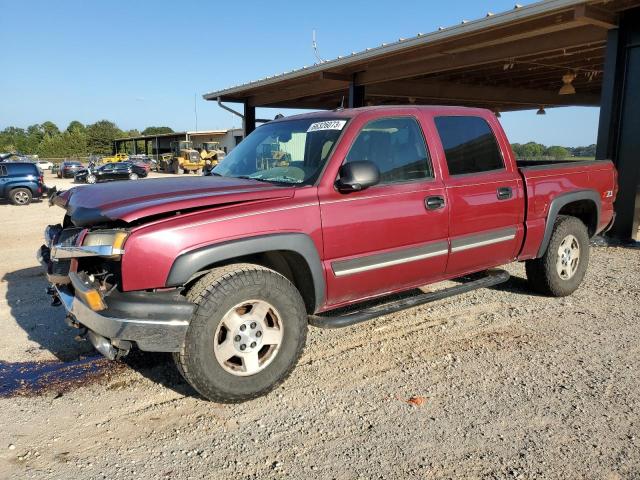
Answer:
525 215 590 297
174 264 307 403
86 174 97 184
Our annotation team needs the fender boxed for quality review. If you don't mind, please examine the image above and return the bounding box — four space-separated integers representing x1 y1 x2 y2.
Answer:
537 189 601 257
166 233 325 309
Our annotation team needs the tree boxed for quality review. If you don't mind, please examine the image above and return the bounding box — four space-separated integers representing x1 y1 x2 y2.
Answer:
141 126 174 136
546 145 570 160
41 121 60 138
66 120 85 134
86 120 123 154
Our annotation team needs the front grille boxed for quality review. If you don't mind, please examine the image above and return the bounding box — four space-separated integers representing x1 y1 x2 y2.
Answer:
56 227 84 247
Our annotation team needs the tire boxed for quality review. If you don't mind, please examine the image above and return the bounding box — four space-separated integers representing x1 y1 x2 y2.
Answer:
525 215 590 297
174 263 308 403
86 174 97 184
129 172 138 180
9 188 32 206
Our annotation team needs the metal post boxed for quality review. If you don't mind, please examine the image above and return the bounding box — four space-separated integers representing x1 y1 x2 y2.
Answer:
348 76 365 108
244 99 256 137
596 7 640 241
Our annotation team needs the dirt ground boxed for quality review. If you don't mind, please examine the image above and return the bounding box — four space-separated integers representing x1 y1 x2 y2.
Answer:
1 172 639 479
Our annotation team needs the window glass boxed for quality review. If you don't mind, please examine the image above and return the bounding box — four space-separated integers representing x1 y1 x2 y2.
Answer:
345 117 432 183
114 163 129 170
434 116 504 175
213 118 346 185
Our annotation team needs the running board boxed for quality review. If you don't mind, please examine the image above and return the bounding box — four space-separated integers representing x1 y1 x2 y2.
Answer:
308 269 510 329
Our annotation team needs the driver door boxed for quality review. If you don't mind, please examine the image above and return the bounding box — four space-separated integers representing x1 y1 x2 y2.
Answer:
318 114 449 308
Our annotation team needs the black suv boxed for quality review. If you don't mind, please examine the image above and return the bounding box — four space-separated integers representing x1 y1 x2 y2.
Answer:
74 162 148 184
0 162 45 205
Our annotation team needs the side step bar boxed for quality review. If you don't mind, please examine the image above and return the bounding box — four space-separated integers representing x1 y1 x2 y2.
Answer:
309 269 510 329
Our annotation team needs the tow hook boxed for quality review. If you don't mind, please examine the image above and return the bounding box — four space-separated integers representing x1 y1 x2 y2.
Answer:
85 331 131 360
47 285 62 307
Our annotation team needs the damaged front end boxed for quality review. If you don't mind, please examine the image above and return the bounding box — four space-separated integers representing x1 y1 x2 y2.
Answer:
38 220 194 360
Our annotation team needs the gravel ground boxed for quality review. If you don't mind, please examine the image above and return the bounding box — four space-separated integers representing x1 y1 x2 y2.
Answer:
1 172 639 479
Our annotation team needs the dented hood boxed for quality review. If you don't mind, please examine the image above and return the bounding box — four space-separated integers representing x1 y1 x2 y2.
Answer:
55 176 295 226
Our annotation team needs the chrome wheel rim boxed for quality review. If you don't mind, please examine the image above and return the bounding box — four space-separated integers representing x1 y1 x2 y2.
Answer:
87 175 96 184
556 234 580 280
213 300 283 376
14 191 29 204
129 173 138 180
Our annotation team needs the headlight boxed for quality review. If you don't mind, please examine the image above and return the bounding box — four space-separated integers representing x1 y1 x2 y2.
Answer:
82 229 129 256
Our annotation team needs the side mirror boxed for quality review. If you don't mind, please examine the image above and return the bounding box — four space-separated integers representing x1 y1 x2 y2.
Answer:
335 161 380 192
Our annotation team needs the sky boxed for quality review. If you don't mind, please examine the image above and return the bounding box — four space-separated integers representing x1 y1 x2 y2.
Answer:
0 0 600 147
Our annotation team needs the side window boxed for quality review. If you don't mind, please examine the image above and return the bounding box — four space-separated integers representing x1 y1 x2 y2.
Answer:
345 117 432 184
434 116 504 176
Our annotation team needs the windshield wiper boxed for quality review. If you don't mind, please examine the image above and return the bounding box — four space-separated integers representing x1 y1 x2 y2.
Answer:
236 175 276 183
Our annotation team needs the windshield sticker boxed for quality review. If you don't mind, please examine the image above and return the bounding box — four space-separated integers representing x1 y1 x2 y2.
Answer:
307 120 347 132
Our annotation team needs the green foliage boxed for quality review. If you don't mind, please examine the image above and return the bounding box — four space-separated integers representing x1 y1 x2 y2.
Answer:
66 120 85 133
546 145 570 160
141 126 174 136
85 120 123 155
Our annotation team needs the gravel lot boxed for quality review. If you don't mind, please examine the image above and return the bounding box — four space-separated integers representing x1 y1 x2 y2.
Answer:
1 171 639 479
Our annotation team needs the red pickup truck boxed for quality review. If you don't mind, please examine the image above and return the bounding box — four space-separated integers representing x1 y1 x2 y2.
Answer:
40 106 617 402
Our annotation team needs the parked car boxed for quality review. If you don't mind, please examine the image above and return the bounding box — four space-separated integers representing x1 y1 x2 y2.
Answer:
0 161 46 205
40 106 617 402
36 159 54 170
74 161 148 184
57 161 84 178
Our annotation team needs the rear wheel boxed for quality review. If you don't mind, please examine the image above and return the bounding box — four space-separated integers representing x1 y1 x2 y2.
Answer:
9 188 32 206
129 172 139 180
174 263 307 403
525 215 590 297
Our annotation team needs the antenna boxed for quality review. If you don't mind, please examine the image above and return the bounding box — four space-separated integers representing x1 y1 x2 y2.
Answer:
312 30 325 64
194 93 198 131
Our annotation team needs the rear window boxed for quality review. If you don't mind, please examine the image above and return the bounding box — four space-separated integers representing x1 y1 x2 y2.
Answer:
66 161 82 166
6 163 38 176
434 116 504 175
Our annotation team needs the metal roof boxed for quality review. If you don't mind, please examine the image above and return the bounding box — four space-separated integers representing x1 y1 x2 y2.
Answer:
203 0 637 111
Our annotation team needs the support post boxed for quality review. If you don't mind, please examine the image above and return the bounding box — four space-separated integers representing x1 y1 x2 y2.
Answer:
596 7 640 241
243 100 256 137
348 77 365 108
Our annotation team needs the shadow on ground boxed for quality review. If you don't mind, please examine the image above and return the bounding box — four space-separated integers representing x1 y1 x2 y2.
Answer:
2 266 198 398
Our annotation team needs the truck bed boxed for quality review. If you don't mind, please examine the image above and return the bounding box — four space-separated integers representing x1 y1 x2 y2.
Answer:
516 159 617 260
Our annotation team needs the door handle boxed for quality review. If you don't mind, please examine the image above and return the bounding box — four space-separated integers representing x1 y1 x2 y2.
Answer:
425 195 445 210
497 187 512 200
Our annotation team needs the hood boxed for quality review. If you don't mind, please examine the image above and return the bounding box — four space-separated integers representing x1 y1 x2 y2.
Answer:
55 176 295 227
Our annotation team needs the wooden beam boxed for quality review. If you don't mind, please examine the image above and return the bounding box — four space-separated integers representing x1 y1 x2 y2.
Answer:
366 79 600 107
319 71 351 82
356 26 606 86
574 4 618 29
248 79 348 107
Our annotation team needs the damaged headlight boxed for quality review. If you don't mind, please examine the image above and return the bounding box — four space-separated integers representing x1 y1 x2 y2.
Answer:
51 229 129 260
82 230 129 256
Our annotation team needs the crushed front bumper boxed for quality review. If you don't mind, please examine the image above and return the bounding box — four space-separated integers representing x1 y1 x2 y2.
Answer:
54 272 194 358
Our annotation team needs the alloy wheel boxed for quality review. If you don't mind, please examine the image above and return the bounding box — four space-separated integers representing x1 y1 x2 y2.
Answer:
556 234 580 280
213 300 284 376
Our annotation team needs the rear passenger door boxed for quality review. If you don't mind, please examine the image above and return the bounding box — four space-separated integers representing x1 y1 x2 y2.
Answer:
432 114 525 276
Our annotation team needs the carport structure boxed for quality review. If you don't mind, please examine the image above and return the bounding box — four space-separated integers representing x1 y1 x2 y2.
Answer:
204 0 640 240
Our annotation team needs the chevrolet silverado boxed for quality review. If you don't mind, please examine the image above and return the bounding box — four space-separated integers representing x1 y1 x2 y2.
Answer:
39 106 617 402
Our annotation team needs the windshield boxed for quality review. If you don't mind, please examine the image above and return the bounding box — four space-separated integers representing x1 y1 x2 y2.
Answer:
212 118 347 185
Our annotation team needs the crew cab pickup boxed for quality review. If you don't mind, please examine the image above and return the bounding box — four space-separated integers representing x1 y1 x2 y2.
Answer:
40 106 617 402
